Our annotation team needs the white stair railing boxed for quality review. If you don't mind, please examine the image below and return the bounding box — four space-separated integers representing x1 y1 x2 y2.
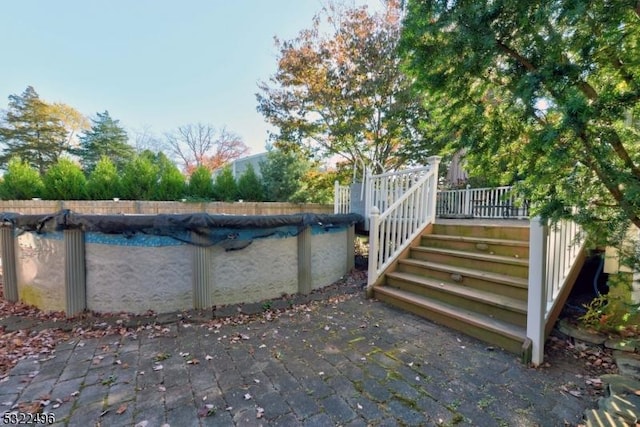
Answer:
527 216 586 365
367 157 441 288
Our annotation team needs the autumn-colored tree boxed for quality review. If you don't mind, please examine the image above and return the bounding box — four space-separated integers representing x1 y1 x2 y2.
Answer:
256 1 436 173
164 124 249 174
48 102 90 147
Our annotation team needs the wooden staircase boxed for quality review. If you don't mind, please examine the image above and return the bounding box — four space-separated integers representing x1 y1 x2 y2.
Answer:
372 222 532 356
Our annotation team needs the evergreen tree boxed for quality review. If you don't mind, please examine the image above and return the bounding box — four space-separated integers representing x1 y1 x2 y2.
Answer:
0 86 69 174
236 163 264 202
120 153 159 200
212 167 238 202
155 162 185 201
87 156 121 199
188 165 214 200
76 111 134 173
402 0 640 257
43 158 87 200
0 157 44 200
260 148 309 202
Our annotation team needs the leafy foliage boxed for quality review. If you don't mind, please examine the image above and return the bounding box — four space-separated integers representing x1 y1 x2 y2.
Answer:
236 163 264 202
0 87 69 175
213 166 238 202
87 156 121 200
188 165 214 200
402 0 640 255
257 1 436 173
260 148 309 202
290 169 338 204
43 158 87 200
76 111 134 173
0 157 44 200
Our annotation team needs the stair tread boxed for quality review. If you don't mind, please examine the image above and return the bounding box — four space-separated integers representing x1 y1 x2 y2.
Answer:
398 258 528 288
413 246 529 266
386 271 527 313
423 234 529 246
374 286 526 341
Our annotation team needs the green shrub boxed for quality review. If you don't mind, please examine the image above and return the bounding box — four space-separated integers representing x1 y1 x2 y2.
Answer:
87 156 121 199
155 162 185 200
120 155 159 200
0 157 44 199
213 166 237 202
43 158 87 200
236 163 263 201
188 165 214 200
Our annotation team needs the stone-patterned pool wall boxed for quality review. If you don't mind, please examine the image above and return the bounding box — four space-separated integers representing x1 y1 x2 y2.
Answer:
1 213 358 315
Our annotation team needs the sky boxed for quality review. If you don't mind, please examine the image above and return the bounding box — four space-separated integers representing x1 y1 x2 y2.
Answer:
0 0 382 155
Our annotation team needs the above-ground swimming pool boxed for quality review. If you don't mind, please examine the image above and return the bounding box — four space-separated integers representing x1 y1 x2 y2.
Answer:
0 211 361 315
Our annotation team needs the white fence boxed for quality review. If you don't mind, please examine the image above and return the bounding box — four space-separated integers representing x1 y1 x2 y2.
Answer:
436 186 529 219
367 157 441 287
334 181 351 214
527 216 586 365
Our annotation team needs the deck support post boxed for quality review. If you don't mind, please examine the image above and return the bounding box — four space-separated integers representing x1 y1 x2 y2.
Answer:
346 225 355 272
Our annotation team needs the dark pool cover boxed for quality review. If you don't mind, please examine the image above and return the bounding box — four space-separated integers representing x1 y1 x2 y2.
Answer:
0 210 362 249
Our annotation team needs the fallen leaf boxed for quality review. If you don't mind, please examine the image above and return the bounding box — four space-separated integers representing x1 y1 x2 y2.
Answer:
152 364 163 371
256 407 265 419
205 355 213 361
244 393 252 400
116 403 128 415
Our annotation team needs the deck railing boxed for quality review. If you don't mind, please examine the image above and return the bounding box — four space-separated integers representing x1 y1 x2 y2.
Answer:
436 185 529 219
367 157 440 288
527 216 586 365
366 165 434 220
334 181 351 214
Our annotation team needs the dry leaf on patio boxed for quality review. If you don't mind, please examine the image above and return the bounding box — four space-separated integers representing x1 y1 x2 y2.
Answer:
116 403 128 415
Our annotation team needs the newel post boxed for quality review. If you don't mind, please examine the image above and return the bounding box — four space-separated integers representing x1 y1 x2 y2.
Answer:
427 156 441 221
526 216 548 365
366 206 380 297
